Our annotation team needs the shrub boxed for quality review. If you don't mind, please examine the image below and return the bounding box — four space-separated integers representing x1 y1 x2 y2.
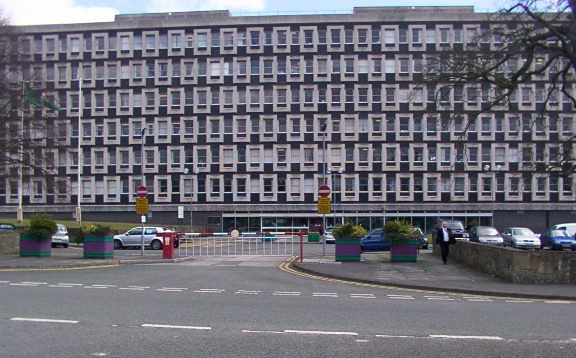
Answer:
82 224 112 237
384 220 416 245
25 214 57 241
332 223 367 239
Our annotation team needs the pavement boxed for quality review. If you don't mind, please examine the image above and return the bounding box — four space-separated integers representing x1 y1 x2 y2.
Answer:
1 244 575 301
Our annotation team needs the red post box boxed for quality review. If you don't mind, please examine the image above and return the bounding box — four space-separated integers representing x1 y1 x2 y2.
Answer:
162 232 174 259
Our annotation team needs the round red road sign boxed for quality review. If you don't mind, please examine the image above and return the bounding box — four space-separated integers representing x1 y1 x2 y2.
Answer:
318 185 331 197
136 186 148 198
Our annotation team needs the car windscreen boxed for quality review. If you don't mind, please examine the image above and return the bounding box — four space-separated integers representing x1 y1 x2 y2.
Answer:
477 227 499 235
446 222 464 230
549 230 571 238
512 228 534 236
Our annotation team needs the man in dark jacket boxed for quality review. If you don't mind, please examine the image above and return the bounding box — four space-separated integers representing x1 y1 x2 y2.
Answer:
436 221 454 264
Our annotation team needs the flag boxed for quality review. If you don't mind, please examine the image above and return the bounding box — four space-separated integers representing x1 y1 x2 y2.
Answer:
25 86 60 112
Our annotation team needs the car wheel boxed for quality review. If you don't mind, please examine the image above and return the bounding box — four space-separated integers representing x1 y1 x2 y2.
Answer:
63 244 69 248
150 239 163 250
113 239 124 250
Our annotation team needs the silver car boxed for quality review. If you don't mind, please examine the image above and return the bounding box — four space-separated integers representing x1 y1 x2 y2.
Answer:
51 223 70 248
502 227 540 249
113 226 174 250
469 226 504 246
323 227 335 244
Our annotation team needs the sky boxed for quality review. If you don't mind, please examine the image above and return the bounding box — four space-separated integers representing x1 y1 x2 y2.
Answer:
0 0 510 25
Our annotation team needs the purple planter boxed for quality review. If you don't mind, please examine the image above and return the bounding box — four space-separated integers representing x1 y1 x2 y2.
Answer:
335 237 361 261
20 234 51 257
83 236 114 259
390 240 418 262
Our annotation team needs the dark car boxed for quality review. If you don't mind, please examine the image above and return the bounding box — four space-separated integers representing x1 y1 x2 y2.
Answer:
0 223 17 233
437 220 469 241
539 229 576 251
360 228 390 252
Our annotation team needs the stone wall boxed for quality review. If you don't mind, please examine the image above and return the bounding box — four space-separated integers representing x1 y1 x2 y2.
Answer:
0 233 19 255
433 241 576 284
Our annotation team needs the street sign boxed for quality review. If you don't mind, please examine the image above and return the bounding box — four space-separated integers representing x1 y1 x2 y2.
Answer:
177 205 184 219
318 185 331 197
317 197 331 214
136 197 149 215
136 186 148 198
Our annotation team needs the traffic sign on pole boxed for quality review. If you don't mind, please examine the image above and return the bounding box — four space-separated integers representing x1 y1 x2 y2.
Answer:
318 185 331 198
136 186 148 198
136 197 149 215
317 197 331 214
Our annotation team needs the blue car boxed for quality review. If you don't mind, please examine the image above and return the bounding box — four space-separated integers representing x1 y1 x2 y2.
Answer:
538 229 576 251
360 228 391 252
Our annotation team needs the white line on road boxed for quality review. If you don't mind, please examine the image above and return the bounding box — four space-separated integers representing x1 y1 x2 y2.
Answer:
119 287 146 291
91 285 117 288
241 329 284 334
375 334 417 339
284 330 358 336
426 297 455 301
505 300 534 303
0 281 10 283
49 285 77 288
142 324 211 330
430 335 503 340
194 289 225 293
313 293 338 297
544 301 574 304
466 299 494 302
350 294 376 299
58 283 84 286
273 291 301 296
21 282 47 285
387 295 415 300
10 283 41 286
11 317 78 324
236 290 261 295
157 289 185 292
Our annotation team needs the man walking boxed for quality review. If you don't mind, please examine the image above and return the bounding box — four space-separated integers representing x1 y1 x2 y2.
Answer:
436 221 454 264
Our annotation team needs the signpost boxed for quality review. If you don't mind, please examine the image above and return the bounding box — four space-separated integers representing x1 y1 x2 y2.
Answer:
135 185 148 256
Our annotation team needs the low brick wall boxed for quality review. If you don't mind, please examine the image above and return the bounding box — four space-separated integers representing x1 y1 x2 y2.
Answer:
433 241 576 283
0 233 19 255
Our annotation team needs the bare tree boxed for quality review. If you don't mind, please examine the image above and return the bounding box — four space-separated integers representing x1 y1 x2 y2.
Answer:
421 0 575 176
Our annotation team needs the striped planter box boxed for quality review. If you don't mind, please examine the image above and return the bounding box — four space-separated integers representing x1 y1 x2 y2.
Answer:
20 234 51 257
84 236 114 259
390 240 419 262
335 237 361 262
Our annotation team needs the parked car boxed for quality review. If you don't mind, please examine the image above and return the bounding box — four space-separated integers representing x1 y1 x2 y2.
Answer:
469 226 504 245
323 227 335 244
360 228 391 252
113 227 178 250
51 223 70 248
413 228 429 249
502 227 541 249
438 220 469 241
549 223 576 238
538 229 576 251
0 223 17 233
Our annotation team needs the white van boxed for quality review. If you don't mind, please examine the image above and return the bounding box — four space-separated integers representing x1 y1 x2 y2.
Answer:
550 223 576 238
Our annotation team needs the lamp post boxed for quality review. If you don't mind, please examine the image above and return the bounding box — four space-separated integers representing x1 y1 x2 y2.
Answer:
140 127 146 256
327 167 344 227
483 164 502 226
183 166 199 257
321 123 328 256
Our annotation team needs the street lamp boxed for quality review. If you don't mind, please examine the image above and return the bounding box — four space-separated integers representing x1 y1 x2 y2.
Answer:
321 123 328 256
483 164 502 226
140 127 147 256
326 167 344 227
183 166 200 257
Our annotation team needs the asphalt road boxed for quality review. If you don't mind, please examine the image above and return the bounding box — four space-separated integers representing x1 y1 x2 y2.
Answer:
0 256 574 357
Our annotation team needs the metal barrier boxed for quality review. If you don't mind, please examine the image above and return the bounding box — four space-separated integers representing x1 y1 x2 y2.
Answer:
180 234 298 256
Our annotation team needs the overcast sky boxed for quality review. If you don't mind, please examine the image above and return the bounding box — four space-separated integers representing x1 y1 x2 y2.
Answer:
0 0 510 25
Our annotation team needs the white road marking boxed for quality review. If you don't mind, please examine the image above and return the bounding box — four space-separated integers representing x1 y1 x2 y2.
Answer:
387 295 415 300
142 324 211 330
426 297 455 301
355 339 370 343
273 291 301 296
284 330 358 336
350 294 376 299
0 281 10 283
430 335 503 340
505 300 534 303
194 289 225 293
544 301 573 304
58 283 84 286
376 334 416 339
241 329 284 334
313 292 338 298
92 285 117 288
236 290 261 295
467 299 493 302
49 285 77 288
21 282 47 285
119 287 146 291
11 317 78 324
10 283 41 287
157 289 185 292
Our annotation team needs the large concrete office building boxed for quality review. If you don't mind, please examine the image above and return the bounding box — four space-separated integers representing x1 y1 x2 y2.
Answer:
2 6 575 233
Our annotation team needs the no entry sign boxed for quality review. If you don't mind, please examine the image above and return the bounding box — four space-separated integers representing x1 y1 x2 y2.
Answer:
136 186 148 198
318 185 331 197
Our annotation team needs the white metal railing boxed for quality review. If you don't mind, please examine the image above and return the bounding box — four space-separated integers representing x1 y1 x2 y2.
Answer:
180 234 298 256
